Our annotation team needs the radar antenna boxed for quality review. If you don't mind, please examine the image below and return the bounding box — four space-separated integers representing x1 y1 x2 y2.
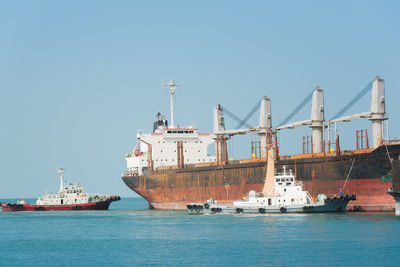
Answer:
162 79 182 128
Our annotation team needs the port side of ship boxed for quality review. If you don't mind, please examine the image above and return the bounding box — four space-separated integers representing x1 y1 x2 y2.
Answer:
122 77 400 211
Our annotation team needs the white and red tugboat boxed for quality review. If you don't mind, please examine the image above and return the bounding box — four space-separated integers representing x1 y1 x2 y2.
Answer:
1 168 120 212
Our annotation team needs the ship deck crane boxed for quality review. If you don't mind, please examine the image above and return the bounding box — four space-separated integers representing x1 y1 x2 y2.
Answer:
214 97 266 137
326 77 387 148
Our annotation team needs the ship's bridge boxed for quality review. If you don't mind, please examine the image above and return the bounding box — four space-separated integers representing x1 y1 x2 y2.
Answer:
126 127 216 175
164 128 197 135
156 128 200 139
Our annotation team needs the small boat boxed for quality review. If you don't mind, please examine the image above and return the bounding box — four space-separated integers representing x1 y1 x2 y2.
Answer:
187 147 356 214
187 168 356 214
1 168 120 212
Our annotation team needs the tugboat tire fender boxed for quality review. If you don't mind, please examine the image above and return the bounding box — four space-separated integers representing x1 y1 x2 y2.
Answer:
280 207 287 213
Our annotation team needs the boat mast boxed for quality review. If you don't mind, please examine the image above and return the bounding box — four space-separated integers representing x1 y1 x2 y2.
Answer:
163 79 182 128
58 168 66 193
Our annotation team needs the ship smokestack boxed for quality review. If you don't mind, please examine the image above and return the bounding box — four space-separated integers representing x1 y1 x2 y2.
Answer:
213 104 225 134
310 87 324 153
369 76 386 148
259 96 272 157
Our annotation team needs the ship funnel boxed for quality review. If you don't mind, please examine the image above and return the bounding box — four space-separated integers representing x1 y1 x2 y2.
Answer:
259 96 272 157
310 87 324 153
213 104 225 134
369 76 386 148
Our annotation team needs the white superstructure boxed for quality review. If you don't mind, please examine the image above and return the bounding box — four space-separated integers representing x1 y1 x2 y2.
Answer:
36 168 90 205
125 80 216 175
126 126 216 175
233 166 314 209
36 168 108 205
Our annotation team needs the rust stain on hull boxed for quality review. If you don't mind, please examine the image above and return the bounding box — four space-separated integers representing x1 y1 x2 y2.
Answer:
122 144 400 211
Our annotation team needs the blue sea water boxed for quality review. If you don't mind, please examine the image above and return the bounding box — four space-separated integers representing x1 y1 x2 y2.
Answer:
1 197 400 266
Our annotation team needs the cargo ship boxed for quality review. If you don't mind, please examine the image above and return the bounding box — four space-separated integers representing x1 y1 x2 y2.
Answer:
122 77 400 211
2 168 120 212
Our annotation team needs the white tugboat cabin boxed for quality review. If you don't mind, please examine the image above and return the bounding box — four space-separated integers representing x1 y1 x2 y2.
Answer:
36 168 96 205
233 166 314 209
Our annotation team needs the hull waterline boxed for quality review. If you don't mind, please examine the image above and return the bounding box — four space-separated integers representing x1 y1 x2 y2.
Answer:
122 144 400 211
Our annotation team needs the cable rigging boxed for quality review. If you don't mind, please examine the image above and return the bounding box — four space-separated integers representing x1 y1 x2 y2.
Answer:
329 80 373 121
277 90 313 127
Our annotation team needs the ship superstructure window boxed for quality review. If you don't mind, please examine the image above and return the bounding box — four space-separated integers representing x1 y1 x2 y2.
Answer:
166 130 195 134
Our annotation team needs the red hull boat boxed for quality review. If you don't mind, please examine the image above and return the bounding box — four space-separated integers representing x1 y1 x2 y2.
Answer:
1 168 121 212
1 196 121 212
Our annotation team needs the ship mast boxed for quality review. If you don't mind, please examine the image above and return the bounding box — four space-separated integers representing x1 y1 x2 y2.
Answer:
58 168 66 193
163 79 182 128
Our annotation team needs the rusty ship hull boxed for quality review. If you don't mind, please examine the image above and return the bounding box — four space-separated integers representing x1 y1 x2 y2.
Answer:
122 143 400 211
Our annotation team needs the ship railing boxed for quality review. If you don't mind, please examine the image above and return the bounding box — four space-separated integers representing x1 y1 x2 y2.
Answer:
383 139 400 145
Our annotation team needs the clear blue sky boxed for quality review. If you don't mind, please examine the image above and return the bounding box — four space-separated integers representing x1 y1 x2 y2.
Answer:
1 1 399 198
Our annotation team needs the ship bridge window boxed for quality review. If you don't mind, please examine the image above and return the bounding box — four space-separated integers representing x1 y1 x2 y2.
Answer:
276 178 280 182
167 130 195 134
291 178 293 182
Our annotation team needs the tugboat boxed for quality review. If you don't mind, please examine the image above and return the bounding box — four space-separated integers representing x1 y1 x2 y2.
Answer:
1 168 120 212
187 147 356 214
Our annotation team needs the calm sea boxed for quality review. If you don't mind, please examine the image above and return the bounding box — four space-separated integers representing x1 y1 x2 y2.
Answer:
1 197 400 266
